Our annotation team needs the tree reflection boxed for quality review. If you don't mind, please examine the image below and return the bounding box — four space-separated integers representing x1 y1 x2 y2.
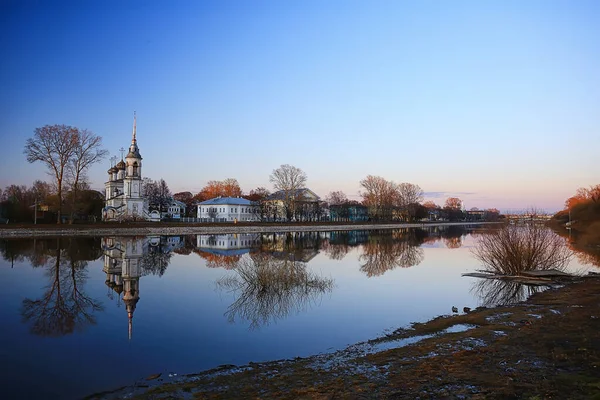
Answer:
21 238 103 337
322 231 370 261
472 278 544 307
441 225 466 249
139 237 174 276
194 250 242 269
358 230 425 277
216 254 334 329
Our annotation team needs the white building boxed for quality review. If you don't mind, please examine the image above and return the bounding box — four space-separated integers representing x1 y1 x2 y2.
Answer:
197 197 258 222
164 199 186 219
103 113 159 221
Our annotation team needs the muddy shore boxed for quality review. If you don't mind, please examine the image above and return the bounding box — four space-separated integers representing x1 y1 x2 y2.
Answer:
88 275 600 400
0 221 490 238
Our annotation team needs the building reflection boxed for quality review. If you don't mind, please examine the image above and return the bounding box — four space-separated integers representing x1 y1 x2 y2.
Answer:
194 233 260 269
102 236 181 339
258 231 327 263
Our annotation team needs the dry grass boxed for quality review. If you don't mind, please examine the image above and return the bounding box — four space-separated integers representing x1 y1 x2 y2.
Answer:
102 276 600 400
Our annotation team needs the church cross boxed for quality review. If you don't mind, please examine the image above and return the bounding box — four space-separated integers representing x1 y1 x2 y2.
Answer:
119 147 125 160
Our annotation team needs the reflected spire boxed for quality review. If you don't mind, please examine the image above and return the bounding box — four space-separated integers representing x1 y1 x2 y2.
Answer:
128 311 133 341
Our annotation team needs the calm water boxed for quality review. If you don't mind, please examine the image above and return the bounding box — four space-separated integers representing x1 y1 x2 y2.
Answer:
0 226 595 399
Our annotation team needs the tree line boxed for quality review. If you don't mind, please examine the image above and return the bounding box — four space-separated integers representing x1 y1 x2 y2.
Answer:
16 124 503 224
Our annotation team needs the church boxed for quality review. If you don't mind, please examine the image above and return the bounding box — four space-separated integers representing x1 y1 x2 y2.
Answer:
103 113 159 221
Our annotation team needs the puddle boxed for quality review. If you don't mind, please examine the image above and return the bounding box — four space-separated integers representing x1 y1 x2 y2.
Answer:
370 324 477 353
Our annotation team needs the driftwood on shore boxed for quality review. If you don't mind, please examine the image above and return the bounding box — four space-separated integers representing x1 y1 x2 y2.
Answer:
462 269 578 287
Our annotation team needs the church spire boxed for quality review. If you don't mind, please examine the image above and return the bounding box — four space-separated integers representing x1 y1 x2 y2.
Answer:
132 111 137 143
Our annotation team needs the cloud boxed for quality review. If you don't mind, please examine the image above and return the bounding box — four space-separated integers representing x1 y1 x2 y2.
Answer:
423 191 477 198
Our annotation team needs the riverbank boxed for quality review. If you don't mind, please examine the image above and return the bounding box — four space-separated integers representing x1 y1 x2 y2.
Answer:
0 221 491 238
88 274 600 400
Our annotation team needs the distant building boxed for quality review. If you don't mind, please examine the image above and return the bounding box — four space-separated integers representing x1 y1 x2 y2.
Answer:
266 188 322 221
164 199 186 219
329 203 368 222
196 197 258 222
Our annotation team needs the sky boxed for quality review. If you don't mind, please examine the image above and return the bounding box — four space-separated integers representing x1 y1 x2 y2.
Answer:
1 0 598 212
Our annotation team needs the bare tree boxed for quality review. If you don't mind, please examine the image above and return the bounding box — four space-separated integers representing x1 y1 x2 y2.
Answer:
444 197 462 210
359 175 399 221
24 125 79 223
144 178 172 216
444 197 464 221
269 164 307 221
397 183 424 221
472 224 571 275
157 179 172 215
67 129 108 223
326 190 348 205
222 178 243 197
245 187 271 221
30 180 52 202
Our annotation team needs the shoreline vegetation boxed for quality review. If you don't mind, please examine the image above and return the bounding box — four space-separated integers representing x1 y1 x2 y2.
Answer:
0 221 493 238
88 274 600 400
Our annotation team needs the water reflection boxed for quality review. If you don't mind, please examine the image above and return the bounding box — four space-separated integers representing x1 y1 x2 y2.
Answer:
20 238 104 336
194 233 260 269
102 236 183 338
471 279 544 307
0 225 496 340
359 230 425 277
217 253 334 329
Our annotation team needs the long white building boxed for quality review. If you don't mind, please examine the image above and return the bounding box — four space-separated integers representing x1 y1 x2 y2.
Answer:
197 197 258 222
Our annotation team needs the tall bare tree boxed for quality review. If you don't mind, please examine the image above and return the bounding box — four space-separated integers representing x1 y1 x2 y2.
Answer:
326 190 348 205
144 178 172 215
24 125 79 223
397 183 424 222
67 129 108 223
359 175 399 221
269 164 307 221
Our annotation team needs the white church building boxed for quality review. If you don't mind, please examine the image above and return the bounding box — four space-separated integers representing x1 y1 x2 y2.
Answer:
103 113 160 221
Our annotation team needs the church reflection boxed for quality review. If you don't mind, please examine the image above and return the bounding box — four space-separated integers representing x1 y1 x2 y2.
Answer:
102 236 182 339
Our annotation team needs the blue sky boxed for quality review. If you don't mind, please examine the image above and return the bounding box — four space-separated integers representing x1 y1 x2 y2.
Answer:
1 0 598 211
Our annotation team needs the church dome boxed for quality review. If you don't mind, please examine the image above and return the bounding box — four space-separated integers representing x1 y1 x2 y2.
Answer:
116 160 126 170
108 166 118 174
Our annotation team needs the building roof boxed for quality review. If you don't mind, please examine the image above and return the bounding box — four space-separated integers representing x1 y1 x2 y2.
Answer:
267 188 320 201
170 199 186 208
198 197 253 206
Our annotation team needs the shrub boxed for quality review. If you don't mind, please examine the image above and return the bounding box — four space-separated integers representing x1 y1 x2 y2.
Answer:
472 224 571 275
